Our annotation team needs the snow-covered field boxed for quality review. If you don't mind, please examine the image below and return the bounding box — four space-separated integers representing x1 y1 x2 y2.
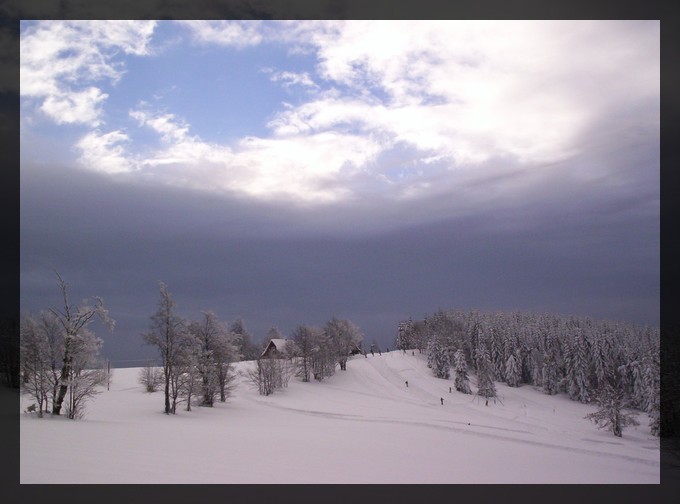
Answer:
20 350 659 484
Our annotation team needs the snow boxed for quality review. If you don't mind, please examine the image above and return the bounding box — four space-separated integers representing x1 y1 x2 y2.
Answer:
20 350 659 483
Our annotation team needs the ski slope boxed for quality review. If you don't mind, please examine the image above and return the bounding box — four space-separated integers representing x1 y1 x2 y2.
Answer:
19 350 660 483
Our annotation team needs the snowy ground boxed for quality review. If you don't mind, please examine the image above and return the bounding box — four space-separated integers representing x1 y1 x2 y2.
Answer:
19 350 659 484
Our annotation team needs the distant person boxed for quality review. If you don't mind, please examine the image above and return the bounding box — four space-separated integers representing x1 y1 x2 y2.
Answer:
386 348 389 352
403 349 406 355
371 349 374 356
405 380 408 387
379 350 381 356
449 387 452 393
412 351 415 356
440 398 444 405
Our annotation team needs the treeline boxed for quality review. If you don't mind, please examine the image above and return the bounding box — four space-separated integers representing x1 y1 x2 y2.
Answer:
19 276 367 419
143 283 365 411
395 309 660 436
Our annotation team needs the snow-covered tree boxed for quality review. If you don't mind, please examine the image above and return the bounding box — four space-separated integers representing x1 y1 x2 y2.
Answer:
290 325 316 382
428 335 450 379
325 317 363 371
47 272 114 417
541 333 561 395
563 332 591 403
475 344 496 400
142 282 190 415
188 311 238 407
585 384 639 437
20 313 51 416
453 349 472 394
246 357 294 396
642 351 660 436
395 319 414 351
138 361 163 392
63 327 107 419
504 353 521 387
311 328 336 381
231 318 259 361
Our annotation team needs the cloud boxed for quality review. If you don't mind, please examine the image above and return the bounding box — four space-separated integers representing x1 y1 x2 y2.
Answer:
76 129 135 174
28 20 659 209
118 107 384 202
267 70 319 90
177 20 263 48
20 20 157 126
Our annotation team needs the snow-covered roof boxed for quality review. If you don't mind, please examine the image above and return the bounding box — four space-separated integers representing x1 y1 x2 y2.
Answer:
261 338 290 357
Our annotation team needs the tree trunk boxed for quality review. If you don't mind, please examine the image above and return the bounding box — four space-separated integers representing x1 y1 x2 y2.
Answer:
164 370 171 415
52 373 69 415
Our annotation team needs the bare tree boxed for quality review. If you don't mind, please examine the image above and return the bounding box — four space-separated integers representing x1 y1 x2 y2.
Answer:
246 357 294 396
142 282 189 415
63 327 107 419
20 314 50 416
138 361 164 392
325 317 363 371
188 311 238 406
49 272 114 416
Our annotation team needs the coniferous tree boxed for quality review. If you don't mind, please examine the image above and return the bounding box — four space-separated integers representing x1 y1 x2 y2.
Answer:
453 349 472 394
504 352 521 387
566 332 591 403
475 344 496 400
429 335 450 379
585 383 639 437
643 351 660 436
395 319 414 351
231 318 259 361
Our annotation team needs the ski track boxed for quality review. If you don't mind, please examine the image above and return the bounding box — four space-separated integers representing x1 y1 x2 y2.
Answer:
241 353 658 468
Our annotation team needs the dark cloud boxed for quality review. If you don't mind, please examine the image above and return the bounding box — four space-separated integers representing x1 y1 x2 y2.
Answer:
21 116 659 365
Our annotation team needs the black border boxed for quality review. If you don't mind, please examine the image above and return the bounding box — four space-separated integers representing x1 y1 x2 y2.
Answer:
4 1 678 503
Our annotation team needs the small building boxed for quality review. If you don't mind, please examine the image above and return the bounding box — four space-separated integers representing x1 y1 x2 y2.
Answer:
349 341 362 355
261 338 291 359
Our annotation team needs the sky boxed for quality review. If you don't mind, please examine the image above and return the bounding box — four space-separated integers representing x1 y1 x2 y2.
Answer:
19 20 660 364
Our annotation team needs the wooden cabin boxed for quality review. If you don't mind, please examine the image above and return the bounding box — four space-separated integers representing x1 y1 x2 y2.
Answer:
261 338 291 358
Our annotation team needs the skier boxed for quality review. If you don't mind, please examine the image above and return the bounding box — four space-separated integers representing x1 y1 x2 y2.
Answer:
449 386 452 393
440 397 444 405
405 380 409 387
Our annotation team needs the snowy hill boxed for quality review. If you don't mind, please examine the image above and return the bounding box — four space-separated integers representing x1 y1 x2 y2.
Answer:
19 350 659 483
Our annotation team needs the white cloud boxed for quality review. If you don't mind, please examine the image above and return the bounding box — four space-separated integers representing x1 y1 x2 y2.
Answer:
45 21 659 207
76 130 136 174
78 107 384 202
20 21 157 126
268 20 659 167
177 20 263 48
129 109 190 143
268 70 319 90
40 87 109 127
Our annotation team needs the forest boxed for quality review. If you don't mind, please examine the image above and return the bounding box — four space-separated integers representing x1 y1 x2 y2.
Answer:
395 308 661 437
